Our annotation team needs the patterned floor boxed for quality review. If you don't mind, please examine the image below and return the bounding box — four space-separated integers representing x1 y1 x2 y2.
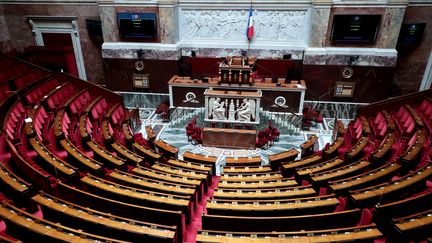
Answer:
137 108 353 175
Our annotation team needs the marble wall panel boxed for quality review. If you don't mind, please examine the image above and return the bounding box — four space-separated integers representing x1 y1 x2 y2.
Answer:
392 6 432 96
99 5 117 42
159 7 176 44
303 54 397 66
309 7 331 47
0 5 11 53
378 7 406 49
102 48 181 60
302 64 395 103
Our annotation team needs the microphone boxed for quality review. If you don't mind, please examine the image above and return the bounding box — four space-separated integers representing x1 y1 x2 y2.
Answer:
375 182 391 208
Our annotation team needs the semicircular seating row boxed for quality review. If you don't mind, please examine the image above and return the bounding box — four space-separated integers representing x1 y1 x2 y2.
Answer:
0 54 431 243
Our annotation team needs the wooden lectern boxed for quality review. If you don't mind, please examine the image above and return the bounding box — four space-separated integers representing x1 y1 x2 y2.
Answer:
219 56 253 86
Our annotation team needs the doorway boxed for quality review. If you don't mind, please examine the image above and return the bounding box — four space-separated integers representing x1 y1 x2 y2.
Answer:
27 16 86 80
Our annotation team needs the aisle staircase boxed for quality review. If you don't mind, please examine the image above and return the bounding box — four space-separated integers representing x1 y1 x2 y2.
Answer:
184 176 220 243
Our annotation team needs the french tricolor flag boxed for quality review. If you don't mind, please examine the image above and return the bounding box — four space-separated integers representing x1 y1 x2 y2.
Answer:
247 3 254 40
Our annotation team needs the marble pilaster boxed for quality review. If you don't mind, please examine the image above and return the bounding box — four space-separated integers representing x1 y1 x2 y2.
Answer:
0 5 12 52
99 4 118 42
159 6 177 44
378 7 406 49
308 7 331 47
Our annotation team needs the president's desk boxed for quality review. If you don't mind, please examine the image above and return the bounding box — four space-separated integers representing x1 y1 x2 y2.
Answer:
168 76 306 114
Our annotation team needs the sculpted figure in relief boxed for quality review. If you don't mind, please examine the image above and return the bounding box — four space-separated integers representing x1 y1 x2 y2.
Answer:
209 97 227 120
237 99 256 122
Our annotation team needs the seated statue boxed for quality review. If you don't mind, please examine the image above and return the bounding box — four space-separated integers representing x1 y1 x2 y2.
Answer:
209 97 226 120
230 56 245 66
236 98 256 122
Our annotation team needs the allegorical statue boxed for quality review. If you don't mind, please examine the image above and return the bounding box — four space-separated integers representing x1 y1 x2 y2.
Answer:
209 97 226 120
236 98 255 122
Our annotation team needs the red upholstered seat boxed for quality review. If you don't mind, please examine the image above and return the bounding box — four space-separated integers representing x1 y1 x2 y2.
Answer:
334 197 347 212
357 208 373 226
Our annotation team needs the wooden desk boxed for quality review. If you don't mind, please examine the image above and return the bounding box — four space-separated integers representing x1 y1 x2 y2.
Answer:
375 191 432 220
122 123 134 142
29 137 77 177
101 119 114 143
33 192 176 241
202 128 256 149
223 165 272 174
311 160 370 183
202 209 360 232
323 137 344 158
220 172 283 182
196 225 382 242
53 109 65 139
213 186 316 200
183 151 218 174
79 114 90 141
0 201 128 243
400 129 426 163
225 156 261 166
370 133 396 161
334 119 345 136
394 209 432 238
166 159 213 172
57 181 184 225
169 75 306 113
133 166 203 187
109 169 196 196
218 178 297 189
81 175 190 210
206 195 339 216
360 115 371 135
152 163 209 180
111 142 143 164
0 163 31 194
329 162 401 192
60 139 103 172
154 139 179 158
300 135 318 156
281 155 322 172
405 104 424 127
87 141 125 167
345 136 369 159
350 165 432 204
268 149 299 169
382 110 396 131
132 143 162 161
295 158 344 176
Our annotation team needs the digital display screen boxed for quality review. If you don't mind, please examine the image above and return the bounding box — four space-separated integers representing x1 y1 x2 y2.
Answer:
117 13 157 39
331 15 382 43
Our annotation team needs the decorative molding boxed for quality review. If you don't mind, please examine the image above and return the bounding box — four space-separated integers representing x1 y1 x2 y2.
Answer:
305 47 398 56
304 47 398 66
101 42 306 60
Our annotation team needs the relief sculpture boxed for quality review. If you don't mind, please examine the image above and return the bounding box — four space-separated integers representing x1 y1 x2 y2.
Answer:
181 9 308 42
